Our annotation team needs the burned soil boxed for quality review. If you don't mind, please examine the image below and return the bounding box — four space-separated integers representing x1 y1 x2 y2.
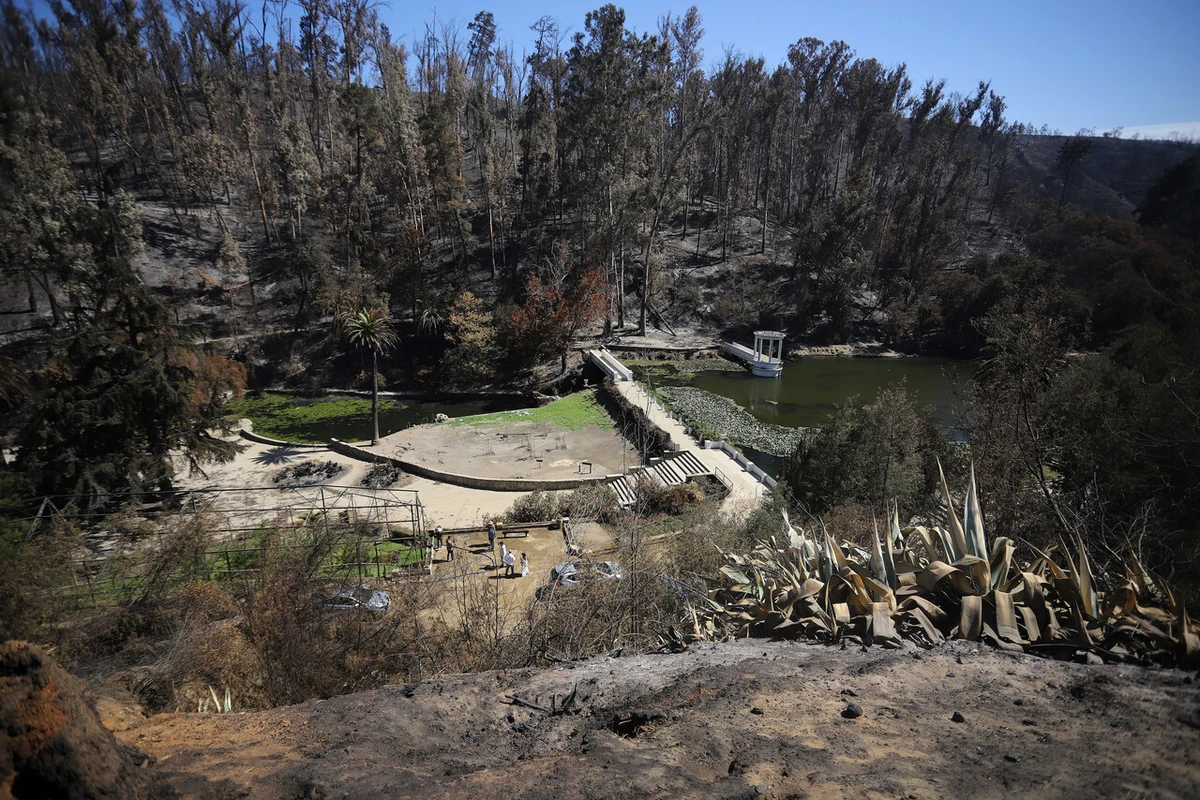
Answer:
109 639 1200 799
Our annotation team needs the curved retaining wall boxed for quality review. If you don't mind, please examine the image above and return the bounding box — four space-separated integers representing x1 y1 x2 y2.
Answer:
328 439 616 492
238 429 327 449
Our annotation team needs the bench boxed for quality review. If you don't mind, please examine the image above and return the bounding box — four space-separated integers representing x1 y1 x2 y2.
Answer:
502 529 530 539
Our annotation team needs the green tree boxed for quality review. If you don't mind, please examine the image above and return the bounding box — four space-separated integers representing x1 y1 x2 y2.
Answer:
780 384 954 517
337 305 398 445
16 288 243 509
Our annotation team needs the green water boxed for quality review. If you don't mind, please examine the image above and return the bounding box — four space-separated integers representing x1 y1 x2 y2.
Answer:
649 357 973 430
643 356 975 475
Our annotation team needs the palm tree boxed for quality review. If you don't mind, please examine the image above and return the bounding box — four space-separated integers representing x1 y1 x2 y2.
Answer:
338 307 398 445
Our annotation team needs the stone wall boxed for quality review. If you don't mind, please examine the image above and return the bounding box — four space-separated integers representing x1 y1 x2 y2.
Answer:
328 439 618 492
238 429 327 449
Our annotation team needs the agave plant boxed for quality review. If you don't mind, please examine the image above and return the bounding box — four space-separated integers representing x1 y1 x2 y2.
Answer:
683 461 1199 667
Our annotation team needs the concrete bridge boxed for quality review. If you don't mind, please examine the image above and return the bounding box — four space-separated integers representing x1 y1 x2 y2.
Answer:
589 349 774 511
722 330 785 377
586 348 634 382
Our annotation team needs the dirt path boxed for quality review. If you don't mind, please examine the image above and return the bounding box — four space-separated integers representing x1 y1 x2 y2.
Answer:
115 639 1200 799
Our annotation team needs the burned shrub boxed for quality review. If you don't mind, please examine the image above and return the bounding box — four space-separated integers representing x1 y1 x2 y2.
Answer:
361 463 403 489
272 460 345 488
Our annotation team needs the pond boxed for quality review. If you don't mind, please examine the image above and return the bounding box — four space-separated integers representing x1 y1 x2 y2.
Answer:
227 393 535 444
639 356 976 475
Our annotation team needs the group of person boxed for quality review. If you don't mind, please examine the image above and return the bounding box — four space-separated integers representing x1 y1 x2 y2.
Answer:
430 523 529 578
499 542 529 578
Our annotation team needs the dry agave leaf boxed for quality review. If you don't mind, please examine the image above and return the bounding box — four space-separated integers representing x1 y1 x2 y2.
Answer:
1016 572 1051 639
840 571 875 616
1024 541 1069 580
957 555 992 596
870 602 901 646
906 524 941 564
720 564 750 584
899 594 951 626
825 533 849 573
798 578 824 600
1016 604 1042 643
1125 550 1162 604
937 458 969 561
917 561 977 596
1073 533 1099 621
992 590 1024 645
1179 606 1200 666
901 606 945 644
853 567 897 611
959 595 984 641
963 464 988 560
1107 576 1140 618
989 537 1015 594
983 622 1026 653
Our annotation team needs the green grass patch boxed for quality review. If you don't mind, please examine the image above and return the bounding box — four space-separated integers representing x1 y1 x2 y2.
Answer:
447 389 613 431
226 393 400 444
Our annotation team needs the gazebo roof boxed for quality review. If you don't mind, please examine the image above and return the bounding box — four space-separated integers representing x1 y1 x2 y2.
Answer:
754 330 785 339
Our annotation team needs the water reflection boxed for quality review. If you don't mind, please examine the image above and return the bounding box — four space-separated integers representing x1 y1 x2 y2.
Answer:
648 356 976 476
657 357 973 431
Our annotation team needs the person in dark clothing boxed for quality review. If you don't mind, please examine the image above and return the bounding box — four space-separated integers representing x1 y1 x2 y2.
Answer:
487 519 496 551
446 537 455 561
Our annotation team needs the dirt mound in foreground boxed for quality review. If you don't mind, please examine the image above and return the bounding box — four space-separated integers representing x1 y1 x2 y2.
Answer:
0 641 166 799
113 639 1200 799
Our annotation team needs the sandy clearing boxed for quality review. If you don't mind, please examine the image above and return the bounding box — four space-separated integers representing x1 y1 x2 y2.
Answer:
173 437 550 532
378 419 639 481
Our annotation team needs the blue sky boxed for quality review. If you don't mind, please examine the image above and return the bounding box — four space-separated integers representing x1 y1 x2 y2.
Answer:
26 0 1199 138
382 0 1199 137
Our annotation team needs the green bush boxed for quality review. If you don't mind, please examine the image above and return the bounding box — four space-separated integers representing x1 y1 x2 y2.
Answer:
504 490 562 523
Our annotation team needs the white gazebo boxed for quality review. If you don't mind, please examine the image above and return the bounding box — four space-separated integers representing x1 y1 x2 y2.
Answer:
749 331 785 377
722 331 785 377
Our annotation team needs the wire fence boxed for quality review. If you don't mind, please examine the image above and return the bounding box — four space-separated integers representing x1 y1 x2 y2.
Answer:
33 485 429 607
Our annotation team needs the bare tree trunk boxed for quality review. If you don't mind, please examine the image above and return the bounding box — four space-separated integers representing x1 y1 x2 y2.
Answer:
682 179 690 240
371 350 380 445
761 179 769 255
23 265 37 313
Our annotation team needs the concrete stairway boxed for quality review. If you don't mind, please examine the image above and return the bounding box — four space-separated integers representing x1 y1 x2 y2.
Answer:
606 451 714 507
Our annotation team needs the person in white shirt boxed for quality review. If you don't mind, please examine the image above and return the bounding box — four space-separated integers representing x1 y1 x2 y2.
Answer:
503 549 516 577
